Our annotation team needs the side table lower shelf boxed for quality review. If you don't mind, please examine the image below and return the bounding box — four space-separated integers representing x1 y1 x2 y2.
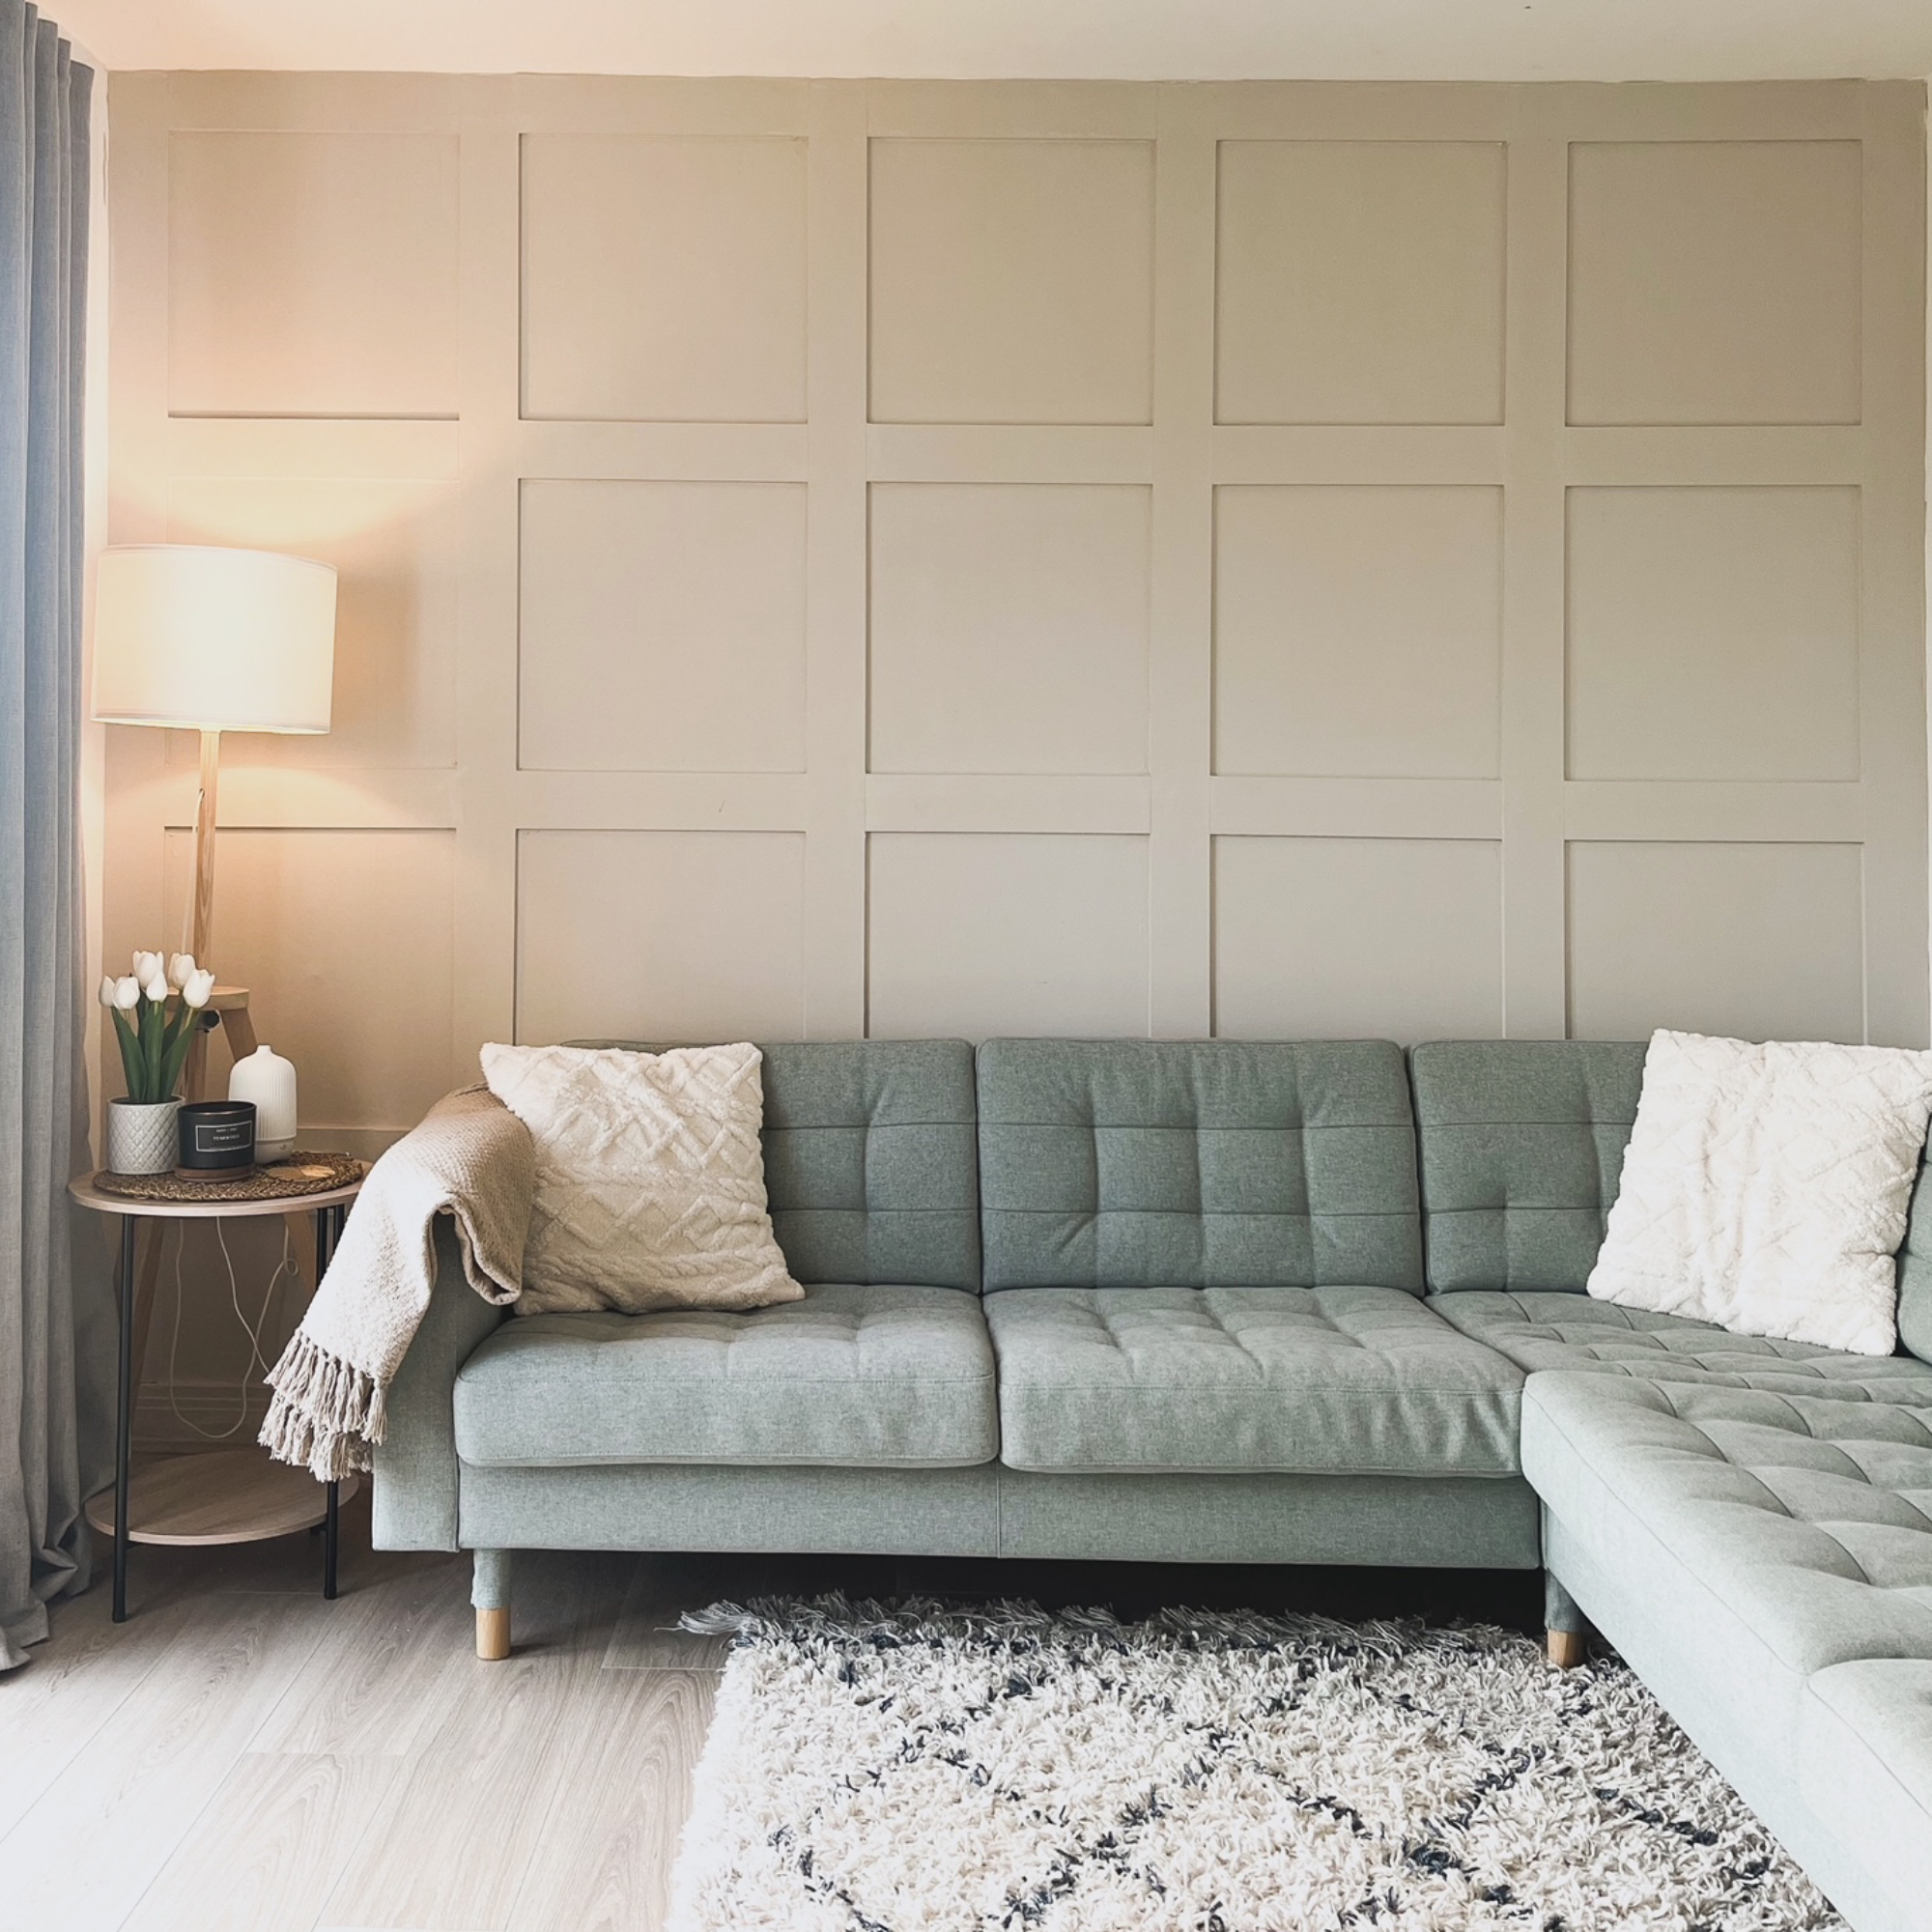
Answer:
86 1448 358 1549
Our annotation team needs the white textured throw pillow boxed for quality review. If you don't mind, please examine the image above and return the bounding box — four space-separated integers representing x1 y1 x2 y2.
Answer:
1587 1029 1932 1356
479 1041 804 1318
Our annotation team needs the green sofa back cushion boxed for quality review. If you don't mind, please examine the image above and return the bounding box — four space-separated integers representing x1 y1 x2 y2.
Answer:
976 1038 1424 1293
1409 1039 1645 1294
569 1038 980 1292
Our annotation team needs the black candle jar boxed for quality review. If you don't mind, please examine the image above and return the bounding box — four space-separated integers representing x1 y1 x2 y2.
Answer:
177 1098 256 1174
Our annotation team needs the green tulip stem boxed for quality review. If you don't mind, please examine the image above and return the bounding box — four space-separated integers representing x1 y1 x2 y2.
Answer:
157 1004 200 1100
136 996 162 1101
109 1007 144 1098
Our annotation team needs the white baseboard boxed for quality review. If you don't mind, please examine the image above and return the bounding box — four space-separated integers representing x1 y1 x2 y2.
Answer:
133 1379 270 1453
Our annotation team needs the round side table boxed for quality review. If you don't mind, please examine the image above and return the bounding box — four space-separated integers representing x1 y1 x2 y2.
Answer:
70 1168 365 1622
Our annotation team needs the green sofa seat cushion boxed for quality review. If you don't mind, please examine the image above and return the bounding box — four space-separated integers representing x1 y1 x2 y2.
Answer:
452 1283 997 1469
1524 1374 1932 1769
1435 1291 1932 1403
984 1285 1523 1477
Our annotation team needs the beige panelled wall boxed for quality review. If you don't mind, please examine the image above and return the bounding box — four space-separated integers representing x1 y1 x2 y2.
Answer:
104 75 1929 1156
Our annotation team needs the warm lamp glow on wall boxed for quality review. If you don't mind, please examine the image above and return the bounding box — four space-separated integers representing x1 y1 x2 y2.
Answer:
92 544 337 967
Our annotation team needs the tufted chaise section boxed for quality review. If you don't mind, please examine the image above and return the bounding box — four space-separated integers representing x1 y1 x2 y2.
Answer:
1800 1659 1932 1913
1523 1373 1932 1930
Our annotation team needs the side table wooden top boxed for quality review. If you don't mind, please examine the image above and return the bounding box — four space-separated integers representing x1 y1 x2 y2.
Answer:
70 1171 365 1219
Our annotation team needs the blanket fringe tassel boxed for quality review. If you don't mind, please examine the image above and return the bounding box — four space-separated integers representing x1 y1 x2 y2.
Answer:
258 1331 385 1481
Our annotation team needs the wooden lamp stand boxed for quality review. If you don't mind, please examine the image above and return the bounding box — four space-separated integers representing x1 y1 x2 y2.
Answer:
180 727 257 1098
128 727 278 1394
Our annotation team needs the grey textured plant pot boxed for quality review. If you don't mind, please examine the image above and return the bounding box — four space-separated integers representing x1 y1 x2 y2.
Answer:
104 1096 182 1176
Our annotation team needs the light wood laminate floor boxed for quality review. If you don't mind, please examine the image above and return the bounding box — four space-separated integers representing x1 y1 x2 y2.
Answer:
0 1485 1541 1932
0 1491 752 1932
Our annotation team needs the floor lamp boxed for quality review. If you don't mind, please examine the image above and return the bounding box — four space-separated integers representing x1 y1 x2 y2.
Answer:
92 541 338 1398
92 543 338 1090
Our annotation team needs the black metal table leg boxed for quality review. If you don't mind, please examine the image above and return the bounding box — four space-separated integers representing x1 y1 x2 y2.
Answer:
317 1201 344 1601
112 1214 136 1622
324 1478 340 1599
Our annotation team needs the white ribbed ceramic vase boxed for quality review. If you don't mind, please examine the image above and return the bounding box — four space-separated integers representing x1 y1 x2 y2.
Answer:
104 1097 181 1176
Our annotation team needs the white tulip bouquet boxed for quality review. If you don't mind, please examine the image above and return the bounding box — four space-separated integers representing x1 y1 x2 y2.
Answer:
99 950 217 1104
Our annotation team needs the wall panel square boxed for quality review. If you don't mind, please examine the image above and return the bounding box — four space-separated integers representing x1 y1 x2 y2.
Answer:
162 828 454 1128
1566 486 1861 781
1213 836 1502 1040
870 484 1150 775
1215 141 1505 425
519 479 807 773
1214 486 1501 779
517 830 806 1044
867 833 1149 1038
168 131 460 418
1568 140 1861 426
166 477 459 770
522 134 808 423
1567 841 1865 1042
869 138 1153 425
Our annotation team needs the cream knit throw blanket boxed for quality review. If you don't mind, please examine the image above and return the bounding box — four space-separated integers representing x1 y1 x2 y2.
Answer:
260 1087 534 1480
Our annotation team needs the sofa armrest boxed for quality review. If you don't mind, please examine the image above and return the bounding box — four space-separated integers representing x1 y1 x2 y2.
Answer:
371 1217 507 1551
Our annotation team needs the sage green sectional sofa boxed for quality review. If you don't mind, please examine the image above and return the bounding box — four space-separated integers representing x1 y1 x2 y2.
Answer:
373 1035 1932 1932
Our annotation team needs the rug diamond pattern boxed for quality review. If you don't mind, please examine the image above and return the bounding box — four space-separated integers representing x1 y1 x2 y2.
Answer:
666 1604 1841 1932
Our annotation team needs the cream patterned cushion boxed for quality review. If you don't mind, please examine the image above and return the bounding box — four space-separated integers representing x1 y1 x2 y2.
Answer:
480 1041 804 1318
1587 1030 1932 1357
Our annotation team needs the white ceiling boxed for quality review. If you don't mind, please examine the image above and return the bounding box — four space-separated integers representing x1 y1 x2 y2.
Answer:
48 0 1932 81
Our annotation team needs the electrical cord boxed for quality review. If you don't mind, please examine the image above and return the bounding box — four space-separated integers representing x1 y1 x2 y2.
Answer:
165 1216 299 1440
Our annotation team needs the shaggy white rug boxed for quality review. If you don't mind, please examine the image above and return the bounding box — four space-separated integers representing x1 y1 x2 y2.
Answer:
665 1600 1841 1932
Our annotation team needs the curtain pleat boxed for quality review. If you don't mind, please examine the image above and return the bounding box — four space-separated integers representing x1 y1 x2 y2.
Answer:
0 0 105 1673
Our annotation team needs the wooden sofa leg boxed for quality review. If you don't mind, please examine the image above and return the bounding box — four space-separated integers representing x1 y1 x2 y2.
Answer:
476 1606 511 1662
1548 1627 1588 1669
472 1548 512 1661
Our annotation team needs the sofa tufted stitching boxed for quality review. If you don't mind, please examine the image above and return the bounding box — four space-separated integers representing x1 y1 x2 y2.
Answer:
1525 1389 1927 1687
1532 1377 1932 1609
979 1040 1423 1293
459 1291 996 1382
1434 1293 1932 1413
452 1279 1002 1468
990 1287 1526 1390
986 1284 1522 1476
1041 1293 1379 1381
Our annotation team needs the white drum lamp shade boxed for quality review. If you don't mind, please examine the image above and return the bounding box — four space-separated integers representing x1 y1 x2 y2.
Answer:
92 543 338 981
92 544 336 733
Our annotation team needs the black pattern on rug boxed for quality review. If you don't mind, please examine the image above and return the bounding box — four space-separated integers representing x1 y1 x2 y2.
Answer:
665 1599 1841 1932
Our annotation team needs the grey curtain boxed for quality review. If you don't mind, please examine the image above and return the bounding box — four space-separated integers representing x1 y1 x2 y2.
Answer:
0 3 106 1672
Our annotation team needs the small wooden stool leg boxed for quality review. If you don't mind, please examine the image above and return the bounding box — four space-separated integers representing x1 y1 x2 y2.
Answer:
476 1607 511 1661
1548 1628 1588 1669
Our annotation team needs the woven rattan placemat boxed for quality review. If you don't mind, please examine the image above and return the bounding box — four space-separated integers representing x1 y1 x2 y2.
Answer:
93 1150 367 1205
